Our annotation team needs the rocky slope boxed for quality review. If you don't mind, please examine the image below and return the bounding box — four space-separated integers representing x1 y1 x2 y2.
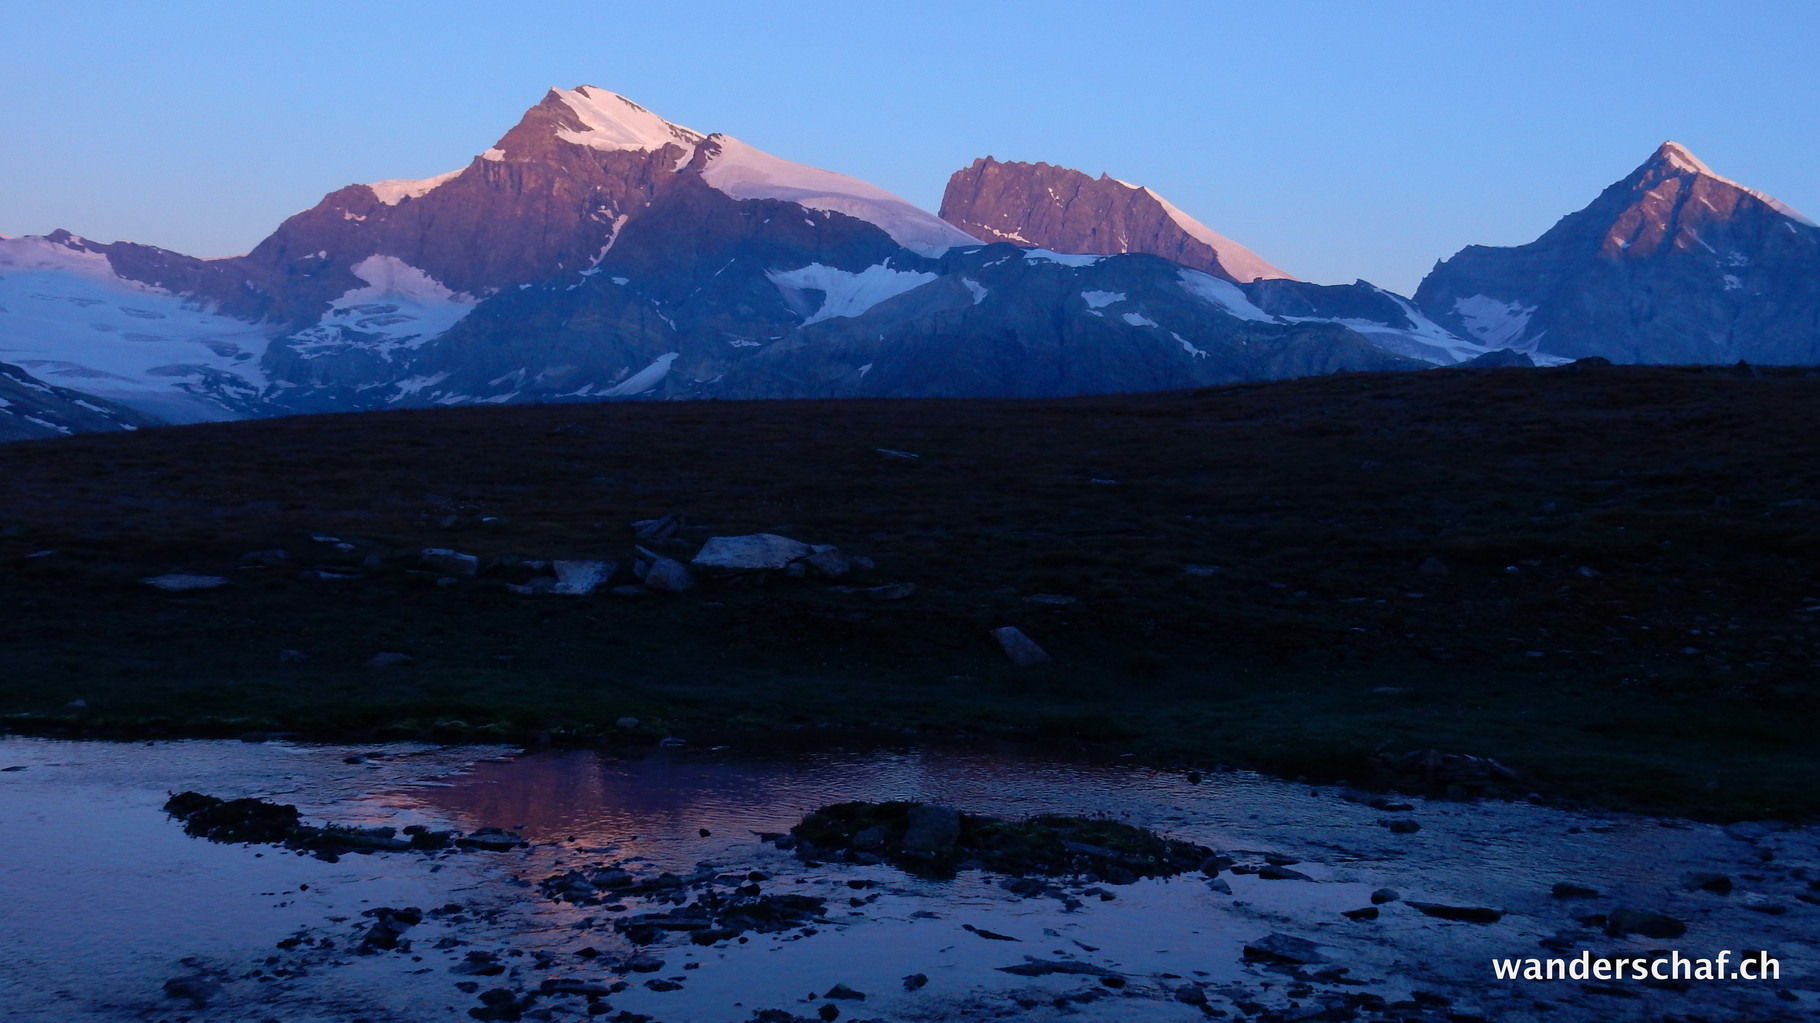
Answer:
0 360 154 441
940 157 1291 284
1414 142 1820 364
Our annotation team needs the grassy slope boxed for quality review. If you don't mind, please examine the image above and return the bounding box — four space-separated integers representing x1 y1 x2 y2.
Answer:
2 363 1816 818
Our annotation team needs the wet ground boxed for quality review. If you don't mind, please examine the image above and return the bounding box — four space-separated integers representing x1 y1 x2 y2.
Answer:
1 735 1814 1021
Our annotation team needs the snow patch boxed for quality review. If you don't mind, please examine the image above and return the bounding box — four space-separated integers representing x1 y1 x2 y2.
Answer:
1170 331 1209 358
287 256 476 360
1022 249 1103 267
1123 312 1159 328
702 135 977 256
960 278 987 305
766 263 937 325
1176 270 1277 323
552 86 704 164
1081 290 1125 310
601 352 678 397
1452 295 1536 348
1723 274 1743 291
1138 186 1292 282
368 168 462 205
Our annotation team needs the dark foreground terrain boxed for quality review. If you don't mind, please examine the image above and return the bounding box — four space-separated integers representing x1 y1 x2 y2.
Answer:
2 362 1817 818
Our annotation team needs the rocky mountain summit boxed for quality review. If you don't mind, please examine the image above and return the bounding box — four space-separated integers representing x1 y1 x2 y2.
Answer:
1415 142 1820 364
940 157 1291 284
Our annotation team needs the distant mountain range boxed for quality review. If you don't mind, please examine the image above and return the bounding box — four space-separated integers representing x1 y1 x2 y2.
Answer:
1 86 1814 440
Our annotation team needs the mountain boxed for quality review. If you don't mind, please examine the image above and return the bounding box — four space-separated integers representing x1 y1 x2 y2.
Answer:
0 359 153 441
934 158 1524 367
939 157 1291 284
1415 142 1820 364
0 87 1427 428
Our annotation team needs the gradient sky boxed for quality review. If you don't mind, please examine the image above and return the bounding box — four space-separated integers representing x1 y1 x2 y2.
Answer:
3 1 1815 296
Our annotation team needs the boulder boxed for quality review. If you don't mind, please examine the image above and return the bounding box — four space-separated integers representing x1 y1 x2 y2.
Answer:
632 513 682 540
991 626 1051 667
1407 901 1503 923
552 560 613 595
804 546 851 579
643 557 696 592
691 533 814 573
1242 933 1326 965
901 804 961 853
419 548 479 577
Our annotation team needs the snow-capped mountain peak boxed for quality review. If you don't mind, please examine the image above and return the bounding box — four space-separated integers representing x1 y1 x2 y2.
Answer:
1641 140 1815 226
551 85 706 155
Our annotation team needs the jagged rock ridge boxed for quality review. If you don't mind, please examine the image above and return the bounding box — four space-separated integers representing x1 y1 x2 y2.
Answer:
939 157 1291 284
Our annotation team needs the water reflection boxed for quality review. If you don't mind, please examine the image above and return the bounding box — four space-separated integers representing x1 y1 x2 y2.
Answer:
378 745 1222 858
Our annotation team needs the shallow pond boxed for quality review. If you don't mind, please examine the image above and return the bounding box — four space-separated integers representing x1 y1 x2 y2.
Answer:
1 735 1814 1021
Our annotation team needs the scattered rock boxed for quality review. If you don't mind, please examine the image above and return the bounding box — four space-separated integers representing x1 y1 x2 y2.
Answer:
1258 865 1315 881
990 626 1051 667
1604 907 1686 939
1243 933 1326 965
997 957 1119 978
1384 819 1422 834
776 800 1210 881
1552 882 1600 899
823 984 866 1000
457 828 527 852
902 973 928 991
1371 888 1401 904
162 973 221 1007
962 923 1020 941
1406 901 1503 923
1342 906 1380 922
1682 872 1733 894
365 651 413 668
625 954 665 973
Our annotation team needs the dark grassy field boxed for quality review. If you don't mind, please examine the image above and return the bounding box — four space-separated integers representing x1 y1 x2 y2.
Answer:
3 362 1817 819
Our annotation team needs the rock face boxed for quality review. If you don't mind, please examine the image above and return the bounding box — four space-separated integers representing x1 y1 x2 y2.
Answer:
1415 142 1820 364
940 158 1291 284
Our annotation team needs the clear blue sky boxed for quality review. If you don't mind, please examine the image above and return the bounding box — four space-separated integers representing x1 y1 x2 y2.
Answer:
3 1 1815 295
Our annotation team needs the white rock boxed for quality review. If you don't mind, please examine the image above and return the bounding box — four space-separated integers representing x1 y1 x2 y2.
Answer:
553 560 613 595
991 626 1051 667
691 534 813 573
420 548 479 577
